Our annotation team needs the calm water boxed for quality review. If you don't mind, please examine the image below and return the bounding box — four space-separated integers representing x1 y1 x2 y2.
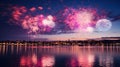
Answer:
0 45 120 67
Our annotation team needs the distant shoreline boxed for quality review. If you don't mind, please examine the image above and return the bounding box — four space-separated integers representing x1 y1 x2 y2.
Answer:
0 40 120 46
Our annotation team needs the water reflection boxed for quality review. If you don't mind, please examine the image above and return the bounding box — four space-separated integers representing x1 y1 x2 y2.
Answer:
20 54 55 67
99 55 113 67
0 45 120 67
41 55 55 67
66 57 79 67
78 54 95 67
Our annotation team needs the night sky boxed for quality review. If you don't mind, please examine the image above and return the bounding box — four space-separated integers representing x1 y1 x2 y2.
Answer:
0 0 120 41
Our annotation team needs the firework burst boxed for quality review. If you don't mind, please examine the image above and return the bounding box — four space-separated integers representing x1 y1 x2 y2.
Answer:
9 6 111 34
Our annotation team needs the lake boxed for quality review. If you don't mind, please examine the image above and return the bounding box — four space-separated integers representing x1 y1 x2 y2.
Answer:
0 45 120 67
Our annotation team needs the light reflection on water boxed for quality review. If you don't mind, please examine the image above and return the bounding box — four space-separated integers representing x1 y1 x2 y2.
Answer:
0 45 120 67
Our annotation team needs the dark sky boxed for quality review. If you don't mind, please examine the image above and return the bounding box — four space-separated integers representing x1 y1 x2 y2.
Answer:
0 0 120 41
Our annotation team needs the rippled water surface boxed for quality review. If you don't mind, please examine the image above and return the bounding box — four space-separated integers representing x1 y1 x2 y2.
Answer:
0 45 120 67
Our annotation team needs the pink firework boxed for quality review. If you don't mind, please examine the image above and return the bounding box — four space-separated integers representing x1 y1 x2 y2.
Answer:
22 15 40 34
64 8 104 32
10 6 108 34
10 6 56 34
22 15 56 33
38 15 55 32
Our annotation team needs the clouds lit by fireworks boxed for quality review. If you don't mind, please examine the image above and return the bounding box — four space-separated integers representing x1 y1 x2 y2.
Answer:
9 6 112 34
